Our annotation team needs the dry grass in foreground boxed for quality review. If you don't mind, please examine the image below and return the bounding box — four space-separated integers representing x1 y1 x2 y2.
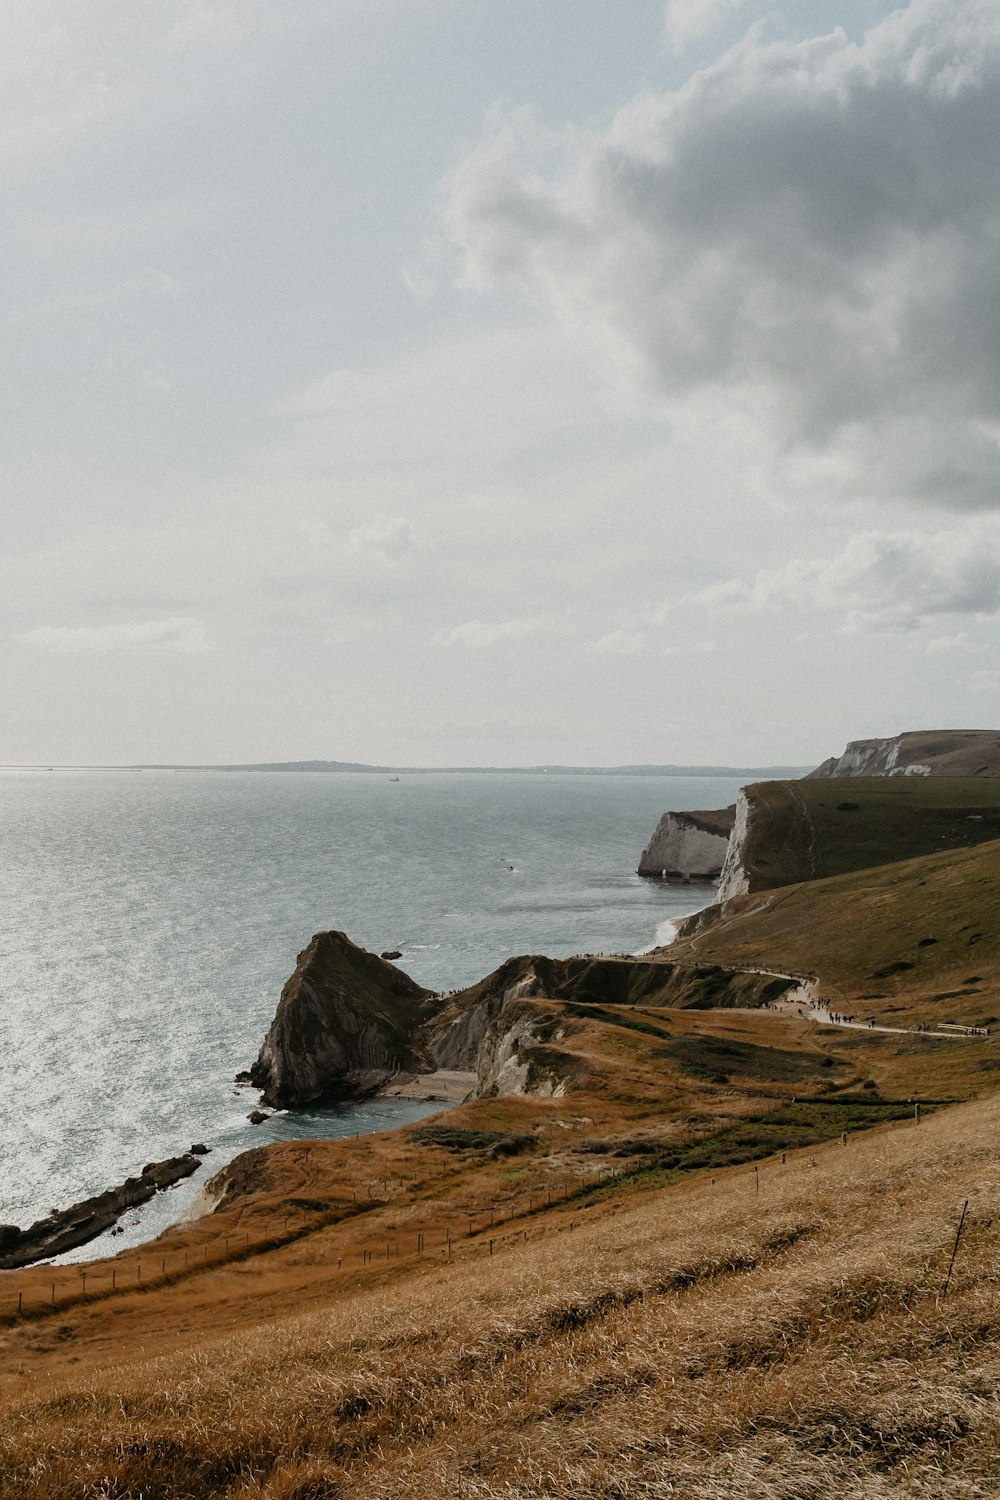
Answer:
2 1089 1000 1498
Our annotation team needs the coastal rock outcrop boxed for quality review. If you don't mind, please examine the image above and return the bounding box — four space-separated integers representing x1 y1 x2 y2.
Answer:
808 730 1000 779
249 930 438 1107
250 939 797 1112
637 806 735 880
0 1153 202 1269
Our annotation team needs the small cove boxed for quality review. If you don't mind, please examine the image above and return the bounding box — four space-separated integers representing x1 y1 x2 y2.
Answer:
1 767 743 1244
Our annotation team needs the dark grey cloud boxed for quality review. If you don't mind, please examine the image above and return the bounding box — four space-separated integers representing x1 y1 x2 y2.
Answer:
443 0 1000 509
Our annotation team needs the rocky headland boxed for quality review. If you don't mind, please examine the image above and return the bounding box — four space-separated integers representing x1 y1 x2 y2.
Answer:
247 935 797 1110
248 930 439 1107
636 728 1000 897
807 728 1000 779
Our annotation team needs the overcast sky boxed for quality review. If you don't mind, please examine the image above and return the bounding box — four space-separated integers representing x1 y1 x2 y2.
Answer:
2 0 999 766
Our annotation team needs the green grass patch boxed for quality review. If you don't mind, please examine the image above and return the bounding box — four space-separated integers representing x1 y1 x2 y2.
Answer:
656 1035 845 1084
562 1002 673 1040
740 777 1000 892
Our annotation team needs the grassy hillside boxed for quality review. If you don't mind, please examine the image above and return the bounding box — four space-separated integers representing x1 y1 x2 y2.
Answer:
3 1082 1000 1497
672 836 1000 1025
734 776 1000 893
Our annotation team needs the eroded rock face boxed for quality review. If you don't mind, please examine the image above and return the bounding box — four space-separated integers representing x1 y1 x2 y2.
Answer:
250 935 796 1114
249 930 437 1107
808 730 1000 778
637 807 736 880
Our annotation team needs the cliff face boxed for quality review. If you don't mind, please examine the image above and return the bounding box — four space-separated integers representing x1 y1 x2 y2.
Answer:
809 730 1000 779
249 931 437 1107
715 790 755 902
637 806 735 879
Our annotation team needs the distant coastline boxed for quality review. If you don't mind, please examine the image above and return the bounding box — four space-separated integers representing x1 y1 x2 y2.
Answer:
2 759 812 778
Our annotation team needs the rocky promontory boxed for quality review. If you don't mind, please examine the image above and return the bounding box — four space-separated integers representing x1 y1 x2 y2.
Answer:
249 930 439 1107
248 937 797 1110
808 729 1000 779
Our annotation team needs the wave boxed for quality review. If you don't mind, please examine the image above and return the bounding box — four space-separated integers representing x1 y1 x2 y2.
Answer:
634 917 682 955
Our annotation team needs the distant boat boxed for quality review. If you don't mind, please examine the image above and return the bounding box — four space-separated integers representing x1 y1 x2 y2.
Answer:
389 775 400 782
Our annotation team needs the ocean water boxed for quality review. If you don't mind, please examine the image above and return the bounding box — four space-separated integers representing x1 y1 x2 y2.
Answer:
0 768 742 1254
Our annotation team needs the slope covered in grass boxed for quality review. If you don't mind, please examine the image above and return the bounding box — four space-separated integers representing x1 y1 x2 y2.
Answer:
3 1084 1000 1498
673 836 1000 1025
731 776 1000 893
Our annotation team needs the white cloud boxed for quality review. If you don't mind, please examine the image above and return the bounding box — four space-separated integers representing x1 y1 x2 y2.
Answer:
442 0 1000 511
663 0 749 52
684 521 1000 630
432 615 557 648
923 631 983 654
18 616 211 654
587 629 647 655
347 514 417 563
275 323 606 477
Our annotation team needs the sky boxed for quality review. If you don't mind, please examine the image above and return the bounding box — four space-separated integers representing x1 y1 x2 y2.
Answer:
2 0 999 767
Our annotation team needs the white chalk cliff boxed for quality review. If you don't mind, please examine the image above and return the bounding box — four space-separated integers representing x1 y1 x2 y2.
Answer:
714 790 754 903
637 806 735 880
808 730 1000 779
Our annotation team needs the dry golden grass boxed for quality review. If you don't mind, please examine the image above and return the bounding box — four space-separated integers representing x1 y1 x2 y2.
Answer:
3 1083 1000 1498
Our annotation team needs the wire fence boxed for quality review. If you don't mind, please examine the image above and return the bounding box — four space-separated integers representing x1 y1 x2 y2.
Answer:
0 1106 932 1323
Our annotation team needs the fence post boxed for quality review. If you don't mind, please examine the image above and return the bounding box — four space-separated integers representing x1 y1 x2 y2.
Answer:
943 1200 970 1295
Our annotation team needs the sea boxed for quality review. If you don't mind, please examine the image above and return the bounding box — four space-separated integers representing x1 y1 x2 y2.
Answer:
0 768 745 1259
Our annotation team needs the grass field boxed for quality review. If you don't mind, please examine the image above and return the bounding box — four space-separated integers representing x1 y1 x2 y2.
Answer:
3 1079 1000 1498
733 776 1000 892
672 835 1000 1026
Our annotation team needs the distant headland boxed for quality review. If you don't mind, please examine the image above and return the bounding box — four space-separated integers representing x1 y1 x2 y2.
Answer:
5 758 813 777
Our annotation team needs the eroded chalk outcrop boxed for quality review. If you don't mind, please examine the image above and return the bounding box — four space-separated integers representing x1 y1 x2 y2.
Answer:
248 937 800 1113
808 730 1000 779
637 806 736 880
715 789 755 903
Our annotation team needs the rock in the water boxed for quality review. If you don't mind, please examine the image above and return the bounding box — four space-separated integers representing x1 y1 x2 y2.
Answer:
380 949 403 961
0 1154 203 1269
247 1110 270 1125
190 1142 211 1154
248 930 438 1108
